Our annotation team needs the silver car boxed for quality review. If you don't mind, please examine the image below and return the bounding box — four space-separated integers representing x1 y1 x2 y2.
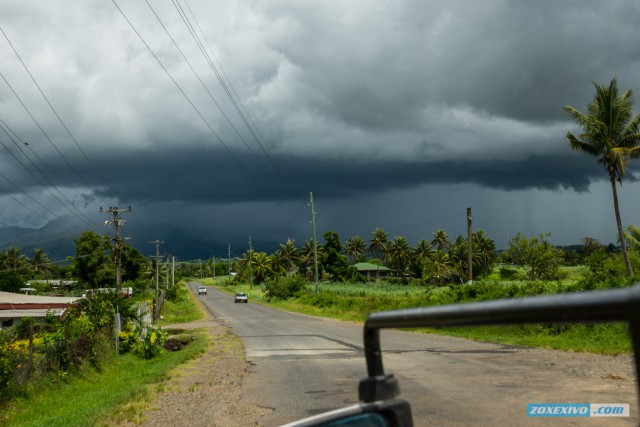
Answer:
234 292 248 303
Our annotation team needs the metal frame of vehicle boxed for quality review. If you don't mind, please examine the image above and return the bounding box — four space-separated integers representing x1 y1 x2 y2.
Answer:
285 284 640 427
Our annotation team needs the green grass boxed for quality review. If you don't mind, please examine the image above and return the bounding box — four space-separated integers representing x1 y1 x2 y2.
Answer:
207 272 633 355
1 331 208 427
423 323 631 355
0 281 211 427
157 284 205 326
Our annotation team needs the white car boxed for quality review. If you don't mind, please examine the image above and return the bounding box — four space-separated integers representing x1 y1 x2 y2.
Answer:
198 286 207 295
234 292 248 303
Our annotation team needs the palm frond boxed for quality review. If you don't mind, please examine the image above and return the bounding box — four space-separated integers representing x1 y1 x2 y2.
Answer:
566 132 600 156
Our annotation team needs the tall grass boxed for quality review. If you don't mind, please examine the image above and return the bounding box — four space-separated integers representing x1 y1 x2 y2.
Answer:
157 283 204 326
209 269 634 355
1 331 208 427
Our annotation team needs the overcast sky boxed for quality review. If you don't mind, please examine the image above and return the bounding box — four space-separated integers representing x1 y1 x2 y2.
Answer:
1 0 640 255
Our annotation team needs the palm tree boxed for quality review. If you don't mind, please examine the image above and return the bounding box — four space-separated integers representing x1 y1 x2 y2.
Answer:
431 229 449 251
581 236 603 255
369 228 389 280
564 78 640 276
300 239 324 280
472 230 498 278
4 246 27 273
279 239 299 276
271 250 286 276
386 236 411 280
448 235 469 278
427 250 459 285
344 236 366 264
411 239 434 277
251 252 273 283
29 248 52 278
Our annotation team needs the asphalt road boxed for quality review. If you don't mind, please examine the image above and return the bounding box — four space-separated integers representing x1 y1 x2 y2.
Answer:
191 283 638 426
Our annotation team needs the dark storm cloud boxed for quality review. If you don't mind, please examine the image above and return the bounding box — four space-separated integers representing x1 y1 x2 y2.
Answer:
22 144 602 207
254 0 640 130
2 0 640 248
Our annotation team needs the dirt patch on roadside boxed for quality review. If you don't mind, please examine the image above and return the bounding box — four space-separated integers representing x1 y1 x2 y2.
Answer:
118 308 271 426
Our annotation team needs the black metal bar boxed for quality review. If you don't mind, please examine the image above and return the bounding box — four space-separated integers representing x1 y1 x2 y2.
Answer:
360 284 640 403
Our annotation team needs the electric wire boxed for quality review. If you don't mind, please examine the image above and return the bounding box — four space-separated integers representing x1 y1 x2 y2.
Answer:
0 122 104 231
0 70 99 206
0 166 75 227
143 0 267 172
111 0 305 223
0 24 114 207
392 213 468 232
161 0 307 221
182 0 292 192
145 0 306 223
0 25 156 244
175 0 299 195
177 0 308 220
0 183 51 222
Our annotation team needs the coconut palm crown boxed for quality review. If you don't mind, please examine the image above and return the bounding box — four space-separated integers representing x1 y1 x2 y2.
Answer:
564 78 640 276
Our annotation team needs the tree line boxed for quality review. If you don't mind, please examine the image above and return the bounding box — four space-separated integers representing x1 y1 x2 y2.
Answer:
232 227 499 285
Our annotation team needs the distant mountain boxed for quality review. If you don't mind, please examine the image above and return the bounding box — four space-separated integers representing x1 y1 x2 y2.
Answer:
0 225 32 243
0 216 281 262
0 216 82 262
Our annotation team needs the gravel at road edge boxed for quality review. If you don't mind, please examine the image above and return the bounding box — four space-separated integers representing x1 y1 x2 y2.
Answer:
117 317 271 426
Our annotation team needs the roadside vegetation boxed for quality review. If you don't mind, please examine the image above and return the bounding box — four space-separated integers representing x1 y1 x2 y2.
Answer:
0 278 206 427
0 231 207 426
0 75 639 425
200 224 639 356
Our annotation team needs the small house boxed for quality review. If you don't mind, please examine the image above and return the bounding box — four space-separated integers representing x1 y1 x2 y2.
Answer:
353 262 392 281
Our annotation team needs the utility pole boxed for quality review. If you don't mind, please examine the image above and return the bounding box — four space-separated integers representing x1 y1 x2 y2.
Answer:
213 256 216 279
467 207 473 285
100 206 131 293
248 236 253 290
150 240 164 300
165 256 170 287
310 192 319 293
228 244 231 283
172 256 175 289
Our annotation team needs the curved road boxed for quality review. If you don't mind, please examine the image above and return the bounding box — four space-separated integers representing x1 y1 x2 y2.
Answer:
190 283 637 426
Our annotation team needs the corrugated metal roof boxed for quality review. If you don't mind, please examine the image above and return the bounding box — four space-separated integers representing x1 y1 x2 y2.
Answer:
354 262 391 271
0 291 80 304
0 308 67 319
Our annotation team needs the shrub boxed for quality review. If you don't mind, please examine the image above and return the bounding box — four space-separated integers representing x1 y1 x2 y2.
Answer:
133 326 167 360
498 266 519 280
264 275 307 300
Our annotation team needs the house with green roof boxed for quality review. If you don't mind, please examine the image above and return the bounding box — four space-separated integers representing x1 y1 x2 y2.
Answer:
353 262 392 281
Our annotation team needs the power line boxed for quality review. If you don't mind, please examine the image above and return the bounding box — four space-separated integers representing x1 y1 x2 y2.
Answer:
176 0 301 202
391 213 468 233
112 0 305 221
0 70 99 203
0 23 158 242
0 24 115 207
0 123 103 230
163 0 306 220
0 167 75 226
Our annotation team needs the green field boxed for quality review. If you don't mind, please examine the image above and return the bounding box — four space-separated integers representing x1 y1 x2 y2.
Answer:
200 270 633 355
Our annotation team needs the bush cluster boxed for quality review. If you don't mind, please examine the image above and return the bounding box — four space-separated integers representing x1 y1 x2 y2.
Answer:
0 291 169 403
264 275 308 300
